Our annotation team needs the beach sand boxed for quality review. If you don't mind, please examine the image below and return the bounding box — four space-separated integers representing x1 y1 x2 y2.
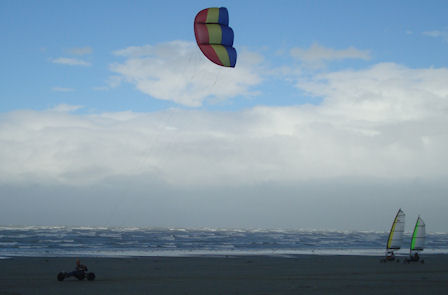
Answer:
1 255 447 295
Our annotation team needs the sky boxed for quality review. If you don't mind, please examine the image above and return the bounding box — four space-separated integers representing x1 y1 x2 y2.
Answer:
1 0 448 231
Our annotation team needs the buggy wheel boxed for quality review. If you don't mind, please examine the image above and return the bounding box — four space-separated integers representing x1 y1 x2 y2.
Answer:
87 272 96 281
57 272 66 281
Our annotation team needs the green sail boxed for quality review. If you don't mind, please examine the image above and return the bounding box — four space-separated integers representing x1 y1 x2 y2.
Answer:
410 216 425 251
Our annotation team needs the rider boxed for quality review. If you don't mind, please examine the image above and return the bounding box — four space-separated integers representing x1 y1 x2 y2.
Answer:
69 259 88 276
385 251 395 261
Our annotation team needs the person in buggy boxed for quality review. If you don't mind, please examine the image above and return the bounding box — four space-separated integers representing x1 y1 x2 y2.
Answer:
385 251 396 261
410 251 419 261
69 259 88 277
405 251 422 263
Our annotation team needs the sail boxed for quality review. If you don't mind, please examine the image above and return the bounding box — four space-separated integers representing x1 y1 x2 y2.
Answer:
386 209 406 250
410 216 425 251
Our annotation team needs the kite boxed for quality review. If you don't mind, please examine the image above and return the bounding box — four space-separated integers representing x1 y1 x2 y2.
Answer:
194 7 237 67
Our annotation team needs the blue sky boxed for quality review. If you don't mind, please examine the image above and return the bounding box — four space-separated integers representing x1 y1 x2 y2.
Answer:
2 0 447 112
1 1 448 230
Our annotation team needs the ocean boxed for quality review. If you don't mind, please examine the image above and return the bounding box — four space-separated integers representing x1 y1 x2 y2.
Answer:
1 226 447 258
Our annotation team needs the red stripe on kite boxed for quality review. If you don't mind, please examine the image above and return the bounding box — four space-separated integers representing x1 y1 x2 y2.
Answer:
194 9 208 23
199 45 223 66
194 24 209 45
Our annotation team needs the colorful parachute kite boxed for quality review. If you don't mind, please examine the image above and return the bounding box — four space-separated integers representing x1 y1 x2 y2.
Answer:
194 7 237 67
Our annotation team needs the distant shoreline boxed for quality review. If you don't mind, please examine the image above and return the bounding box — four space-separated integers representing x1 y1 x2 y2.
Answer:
2 249 448 259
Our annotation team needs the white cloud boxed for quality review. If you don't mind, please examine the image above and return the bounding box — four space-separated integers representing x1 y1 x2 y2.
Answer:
93 76 123 91
423 30 448 42
110 41 263 107
51 57 91 66
297 63 448 122
52 87 75 92
1 63 448 188
68 46 93 55
92 86 108 91
106 76 123 88
290 43 371 68
50 104 83 112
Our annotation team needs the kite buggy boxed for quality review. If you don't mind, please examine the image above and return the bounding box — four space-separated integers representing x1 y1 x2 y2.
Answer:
380 209 405 263
57 259 95 281
404 216 425 264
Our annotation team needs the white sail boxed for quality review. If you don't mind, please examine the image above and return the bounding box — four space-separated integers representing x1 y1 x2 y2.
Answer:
410 216 425 251
387 209 406 250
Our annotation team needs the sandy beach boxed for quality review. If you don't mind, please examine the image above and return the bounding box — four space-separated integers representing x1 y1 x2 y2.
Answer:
1 255 447 295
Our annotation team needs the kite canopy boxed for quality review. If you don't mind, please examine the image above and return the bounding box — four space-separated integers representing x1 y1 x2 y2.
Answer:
194 7 237 67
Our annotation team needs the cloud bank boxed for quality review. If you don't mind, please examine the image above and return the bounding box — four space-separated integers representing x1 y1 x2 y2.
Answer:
2 60 448 229
1 63 447 188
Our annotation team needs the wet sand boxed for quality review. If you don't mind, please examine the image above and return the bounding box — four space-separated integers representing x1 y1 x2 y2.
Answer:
1 255 447 295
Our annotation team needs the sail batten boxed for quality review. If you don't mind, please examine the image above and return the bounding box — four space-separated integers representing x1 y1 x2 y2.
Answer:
386 209 405 250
